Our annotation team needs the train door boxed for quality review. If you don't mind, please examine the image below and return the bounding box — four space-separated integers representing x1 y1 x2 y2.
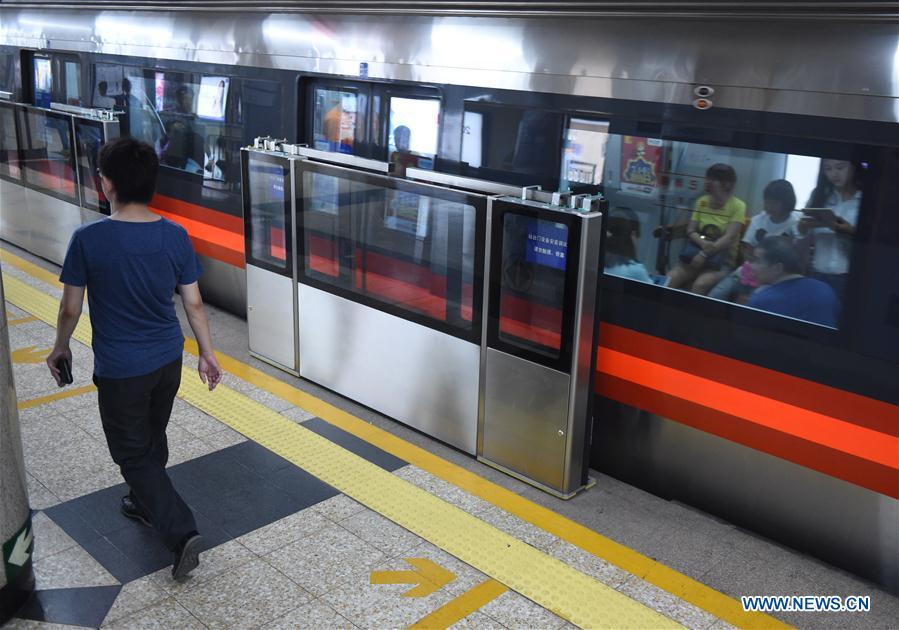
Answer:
240 144 300 374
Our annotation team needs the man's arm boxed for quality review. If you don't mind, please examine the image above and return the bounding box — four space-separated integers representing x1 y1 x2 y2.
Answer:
46 284 86 385
179 281 222 391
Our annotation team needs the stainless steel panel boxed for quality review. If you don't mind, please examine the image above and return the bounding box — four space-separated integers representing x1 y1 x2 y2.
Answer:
405 168 523 196
0 179 30 252
24 188 81 265
246 264 296 372
563 211 603 491
290 145 393 173
298 283 480 453
482 347 571 491
0 9 895 122
197 254 246 317
596 404 899 593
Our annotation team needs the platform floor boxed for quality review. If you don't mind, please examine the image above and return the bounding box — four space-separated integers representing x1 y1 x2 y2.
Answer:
2 241 897 630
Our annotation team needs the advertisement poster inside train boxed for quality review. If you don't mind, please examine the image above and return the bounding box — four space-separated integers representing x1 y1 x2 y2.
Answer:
33 57 51 108
619 136 663 196
197 76 229 121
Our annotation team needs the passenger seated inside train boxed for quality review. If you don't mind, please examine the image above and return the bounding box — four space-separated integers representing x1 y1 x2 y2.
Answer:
708 179 802 304
748 235 839 327
389 125 417 177
666 163 746 295
796 159 862 301
603 207 653 283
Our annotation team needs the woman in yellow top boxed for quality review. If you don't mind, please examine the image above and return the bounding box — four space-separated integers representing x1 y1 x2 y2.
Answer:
667 163 747 294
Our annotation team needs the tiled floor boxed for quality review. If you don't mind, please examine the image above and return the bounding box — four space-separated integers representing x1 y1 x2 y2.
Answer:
3 245 899 629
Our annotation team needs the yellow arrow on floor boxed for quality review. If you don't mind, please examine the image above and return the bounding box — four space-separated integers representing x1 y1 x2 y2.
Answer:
371 558 456 597
11 345 50 364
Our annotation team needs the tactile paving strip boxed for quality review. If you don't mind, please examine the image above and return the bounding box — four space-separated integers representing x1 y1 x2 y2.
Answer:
4 273 680 629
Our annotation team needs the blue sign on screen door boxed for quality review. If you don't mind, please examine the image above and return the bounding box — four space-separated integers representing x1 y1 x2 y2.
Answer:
525 219 568 271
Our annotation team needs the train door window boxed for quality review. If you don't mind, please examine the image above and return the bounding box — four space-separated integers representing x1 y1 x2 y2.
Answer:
561 118 609 190
19 107 78 203
460 102 564 190
312 87 359 154
63 61 81 106
387 96 440 172
602 132 869 329
92 63 123 108
0 103 21 180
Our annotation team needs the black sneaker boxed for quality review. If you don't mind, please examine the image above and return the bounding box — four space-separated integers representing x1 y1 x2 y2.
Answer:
172 533 203 580
121 495 152 527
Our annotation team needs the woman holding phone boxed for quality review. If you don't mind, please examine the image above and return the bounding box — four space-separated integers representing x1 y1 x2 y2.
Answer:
798 159 864 298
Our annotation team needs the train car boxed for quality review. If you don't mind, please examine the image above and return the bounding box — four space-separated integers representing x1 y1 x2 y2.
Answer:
0 1 896 593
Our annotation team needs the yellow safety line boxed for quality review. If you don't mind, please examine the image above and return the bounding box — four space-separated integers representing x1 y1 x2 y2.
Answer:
409 579 508 629
18 384 96 410
0 247 788 629
8 315 39 326
2 271 678 630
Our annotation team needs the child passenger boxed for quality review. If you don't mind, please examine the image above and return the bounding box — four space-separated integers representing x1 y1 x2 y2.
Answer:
604 207 652 283
667 163 746 295
708 179 802 302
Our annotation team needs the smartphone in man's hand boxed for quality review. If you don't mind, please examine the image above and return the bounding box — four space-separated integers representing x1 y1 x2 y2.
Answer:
57 358 73 386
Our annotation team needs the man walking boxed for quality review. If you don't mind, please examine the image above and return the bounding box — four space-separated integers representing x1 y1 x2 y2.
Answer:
46 137 222 579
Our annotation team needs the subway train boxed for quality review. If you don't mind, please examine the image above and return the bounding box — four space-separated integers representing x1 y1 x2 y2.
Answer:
0 2 897 593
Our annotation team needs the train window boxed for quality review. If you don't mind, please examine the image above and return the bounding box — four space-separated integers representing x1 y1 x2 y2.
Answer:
0 52 15 94
301 169 478 334
312 88 358 154
601 134 866 329
560 118 609 190
31 54 82 107
63 61 82 106
387 96 440 173
0 104 21 180
19 108 78 203
460 102 564 190
92 63 123 108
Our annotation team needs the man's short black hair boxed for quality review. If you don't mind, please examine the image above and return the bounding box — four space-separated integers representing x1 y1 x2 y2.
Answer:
758 235 802 274
98 137 158 205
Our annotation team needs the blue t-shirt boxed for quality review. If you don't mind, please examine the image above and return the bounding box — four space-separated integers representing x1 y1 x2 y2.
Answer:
60 217 202 378
748 277 839 327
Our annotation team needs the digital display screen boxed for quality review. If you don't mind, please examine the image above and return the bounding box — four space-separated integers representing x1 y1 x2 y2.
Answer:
33 57 52 108
196 76 229 121
525 219 568 271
